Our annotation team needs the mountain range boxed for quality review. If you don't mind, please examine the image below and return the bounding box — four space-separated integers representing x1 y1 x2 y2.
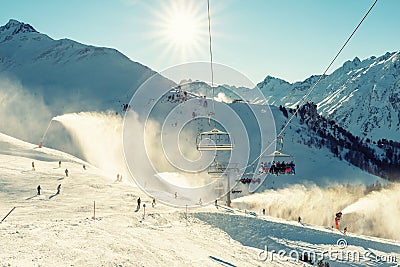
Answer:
0 19 399 182
257 52 400 141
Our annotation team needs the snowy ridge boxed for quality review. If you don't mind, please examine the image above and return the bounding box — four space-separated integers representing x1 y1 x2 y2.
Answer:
0 19 174 114
0 19 38 36
258 51 400 141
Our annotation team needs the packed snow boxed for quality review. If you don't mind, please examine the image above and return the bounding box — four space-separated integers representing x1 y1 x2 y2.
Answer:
0 133 399 266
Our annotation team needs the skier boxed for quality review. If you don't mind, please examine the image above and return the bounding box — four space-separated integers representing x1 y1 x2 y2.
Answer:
262 208 266 215
152 198 156 208
137 197 141 209
298 216 302 223
116 174 120 182
344 227 347 235
32 161 35 171
37 185 41 195
65 169 69 177
83 164 86 170
57 184 61 194
59 160 61 168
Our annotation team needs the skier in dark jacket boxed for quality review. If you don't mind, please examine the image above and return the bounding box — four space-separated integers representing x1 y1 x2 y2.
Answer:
137 197 141 209
37 185 41 195
65 169 69 177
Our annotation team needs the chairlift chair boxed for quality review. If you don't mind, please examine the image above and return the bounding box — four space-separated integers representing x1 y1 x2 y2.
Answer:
196 128 234 151
262 136 296 175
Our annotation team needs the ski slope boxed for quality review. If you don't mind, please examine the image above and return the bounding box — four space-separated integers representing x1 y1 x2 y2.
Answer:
0 133 399 266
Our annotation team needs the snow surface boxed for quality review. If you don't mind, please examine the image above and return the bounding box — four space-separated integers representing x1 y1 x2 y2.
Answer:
1 133 399 266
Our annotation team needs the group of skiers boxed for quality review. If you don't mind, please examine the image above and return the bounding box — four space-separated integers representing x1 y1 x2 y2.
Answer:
258 161 296 175
167 86 189 104
36 184 61 196
136 197 157 210
32 160 70 197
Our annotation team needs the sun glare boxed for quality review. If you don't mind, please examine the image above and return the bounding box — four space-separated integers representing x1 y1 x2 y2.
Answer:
166 13 198 46
150 0 208 60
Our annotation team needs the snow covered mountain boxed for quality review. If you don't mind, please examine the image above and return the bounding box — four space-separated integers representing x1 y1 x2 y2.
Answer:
0 19 174 148
0 19 173 113
257 52 400 141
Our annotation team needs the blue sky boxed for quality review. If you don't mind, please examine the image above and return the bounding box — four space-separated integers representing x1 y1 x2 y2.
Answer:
1 0 399 84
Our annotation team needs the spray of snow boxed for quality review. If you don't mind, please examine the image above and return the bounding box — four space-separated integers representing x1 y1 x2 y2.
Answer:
53 111 212 188
340 183 400 239
214 92 233 103
53 112 126 179
233 183 400 240
0 75 52 143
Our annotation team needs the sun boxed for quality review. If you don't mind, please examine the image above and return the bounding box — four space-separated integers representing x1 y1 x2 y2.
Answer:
150 0 208 60
166 13 199 46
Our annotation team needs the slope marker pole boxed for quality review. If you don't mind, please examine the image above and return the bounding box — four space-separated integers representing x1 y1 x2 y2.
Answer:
1 207 16 223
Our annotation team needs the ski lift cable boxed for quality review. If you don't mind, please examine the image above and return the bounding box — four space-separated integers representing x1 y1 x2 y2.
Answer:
277 0 378 139
207 0 216 120
239 0 378 172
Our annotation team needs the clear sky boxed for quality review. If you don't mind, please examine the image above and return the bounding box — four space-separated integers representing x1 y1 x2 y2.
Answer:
1 0 399 84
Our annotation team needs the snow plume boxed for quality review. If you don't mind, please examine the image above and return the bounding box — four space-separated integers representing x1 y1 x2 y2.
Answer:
341 183 400 240
53 112 127 179
214 92 233 103
0 75 52 143
123 111 213 189
233 183 400 240
53 111 212 189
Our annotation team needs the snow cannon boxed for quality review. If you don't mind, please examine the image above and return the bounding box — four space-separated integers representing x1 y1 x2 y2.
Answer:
334 211 343 230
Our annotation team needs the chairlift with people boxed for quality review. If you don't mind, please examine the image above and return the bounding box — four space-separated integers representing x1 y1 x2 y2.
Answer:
259 136 296 175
